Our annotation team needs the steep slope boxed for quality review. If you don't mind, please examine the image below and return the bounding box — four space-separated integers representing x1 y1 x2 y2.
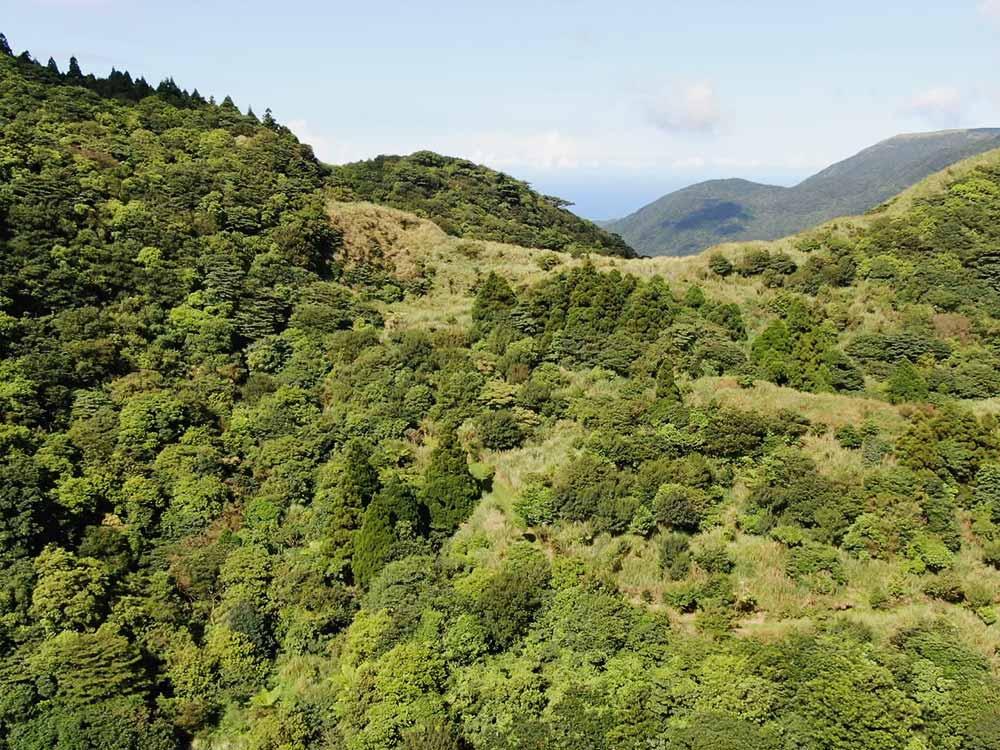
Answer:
4 34 1000 750
329 150 636 257
609 128 1000 256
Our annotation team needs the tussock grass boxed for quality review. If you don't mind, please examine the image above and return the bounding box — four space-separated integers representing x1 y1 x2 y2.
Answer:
688 376 906 433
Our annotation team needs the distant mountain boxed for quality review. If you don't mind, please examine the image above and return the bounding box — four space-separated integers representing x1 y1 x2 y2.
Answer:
607 128 1000 256
330 151 636 257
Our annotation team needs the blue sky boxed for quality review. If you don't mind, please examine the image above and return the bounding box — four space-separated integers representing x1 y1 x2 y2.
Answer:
6 1 1000 218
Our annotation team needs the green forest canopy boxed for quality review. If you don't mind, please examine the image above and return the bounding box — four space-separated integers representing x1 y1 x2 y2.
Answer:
1 34 1000 750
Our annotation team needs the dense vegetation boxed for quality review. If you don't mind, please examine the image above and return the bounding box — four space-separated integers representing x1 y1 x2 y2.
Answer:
2 34 1000 750
606 129 1000 256
330 152 635 257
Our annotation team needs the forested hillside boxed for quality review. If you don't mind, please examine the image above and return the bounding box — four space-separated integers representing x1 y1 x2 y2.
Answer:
2 35 1000 750
330 152 635 257
607 129 1000 256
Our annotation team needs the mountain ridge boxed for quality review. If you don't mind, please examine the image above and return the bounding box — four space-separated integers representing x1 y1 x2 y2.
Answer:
608 127 1000 256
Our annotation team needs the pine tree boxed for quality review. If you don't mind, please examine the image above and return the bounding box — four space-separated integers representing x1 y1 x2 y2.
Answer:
471 271 517 333
68 56 83 78
46 57 60 75
886 359 928 404
655 359 682 403
0 33 11 57
421 431 480 535
352 478 421 586
263 108 277 129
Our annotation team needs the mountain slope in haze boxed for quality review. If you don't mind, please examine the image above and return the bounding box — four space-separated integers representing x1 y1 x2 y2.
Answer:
329 151 636 257
608 128 1000 256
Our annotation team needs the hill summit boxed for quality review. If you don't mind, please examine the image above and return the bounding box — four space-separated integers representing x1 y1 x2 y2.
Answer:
607 128 1000 256
330 151 636 257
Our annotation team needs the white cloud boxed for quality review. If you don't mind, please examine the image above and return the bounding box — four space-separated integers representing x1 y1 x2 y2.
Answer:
284 116 835 182
980 0 1000 20
460 130 590 170
645 82 721 134
900 87 966 127
286 120 370 164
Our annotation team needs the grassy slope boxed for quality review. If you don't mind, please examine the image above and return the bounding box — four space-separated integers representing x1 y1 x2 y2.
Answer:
327 151 1000 665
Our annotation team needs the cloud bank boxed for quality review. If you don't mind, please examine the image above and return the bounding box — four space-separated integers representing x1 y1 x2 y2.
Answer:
645 82 721 134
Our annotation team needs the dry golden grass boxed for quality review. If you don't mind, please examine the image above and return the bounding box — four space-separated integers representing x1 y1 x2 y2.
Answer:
687 376 907 433
326 198 781 333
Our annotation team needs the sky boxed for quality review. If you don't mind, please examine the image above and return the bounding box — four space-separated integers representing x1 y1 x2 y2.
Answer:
5 1 1000 219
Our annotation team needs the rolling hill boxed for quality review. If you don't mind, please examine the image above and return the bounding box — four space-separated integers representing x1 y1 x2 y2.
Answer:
329 151 636 257
607 128 1000 256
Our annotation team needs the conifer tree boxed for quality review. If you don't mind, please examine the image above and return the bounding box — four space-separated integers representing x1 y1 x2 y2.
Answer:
0 33 11 56
421 431 480 535
68 55 83 78
655 359 682 403
46 57 60 74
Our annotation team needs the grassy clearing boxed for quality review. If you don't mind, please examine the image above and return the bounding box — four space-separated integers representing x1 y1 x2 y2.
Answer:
687 376 906 433
327 198 778 331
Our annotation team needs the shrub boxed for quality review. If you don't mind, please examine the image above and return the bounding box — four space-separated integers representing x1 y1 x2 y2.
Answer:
886 360 929 403
476 546 551 650
983 539 1000 570
922 572 965 603
694 542 734 574
974 464 1000 522
786 543 846 586
770 524 807 547
834 424 863 449
708 253 733 277
905 533 954 573
653 483 709 532
551 453 623 522
513 480 555 526
736 249 772 276
477 409 525 450
628 504 656 537
659 533 692 581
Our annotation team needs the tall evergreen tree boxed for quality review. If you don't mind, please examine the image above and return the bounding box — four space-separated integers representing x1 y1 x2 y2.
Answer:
421 431 480 535
0 33 11 57
67 55 83 78
46 57 60 75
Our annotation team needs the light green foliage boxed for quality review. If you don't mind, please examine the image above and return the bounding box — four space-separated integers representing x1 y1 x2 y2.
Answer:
513 480 555 526
29 546 108 634
3 39 1000 750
